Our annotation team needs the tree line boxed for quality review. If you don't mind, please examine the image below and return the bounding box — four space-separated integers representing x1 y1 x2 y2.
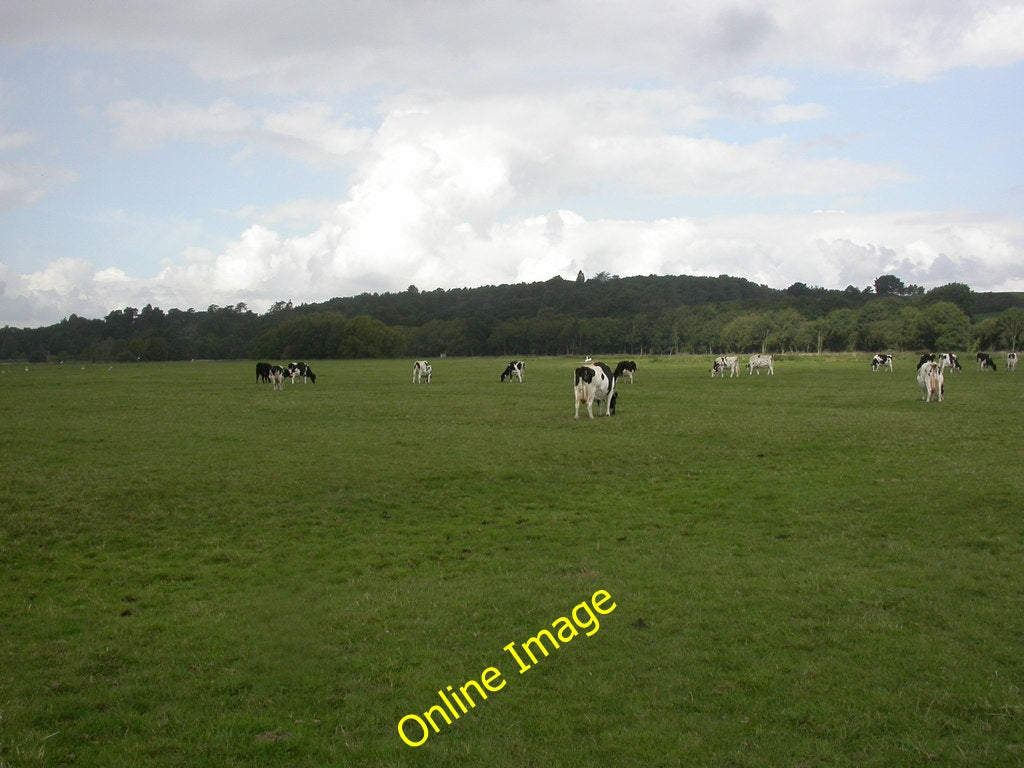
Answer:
2 273 1023 363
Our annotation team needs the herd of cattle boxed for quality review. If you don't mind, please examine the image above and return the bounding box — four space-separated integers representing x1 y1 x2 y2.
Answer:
711 354 774 377
255 361 317 390
256 349 1018 413
877 351 1017 404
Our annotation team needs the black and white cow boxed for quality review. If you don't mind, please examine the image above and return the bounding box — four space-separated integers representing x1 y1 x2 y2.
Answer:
1008 352 1018 372
711 356 740 378
413 360 432 383
256 361 272 383
288 361 317 383
747 353 774 375
613 360 637 383
574 362 617 419
939 352 961 373
269 364 288 391
871 353 894 372
917 360 944 402
917 353 936 369
501 360 525 382
977 352 997 371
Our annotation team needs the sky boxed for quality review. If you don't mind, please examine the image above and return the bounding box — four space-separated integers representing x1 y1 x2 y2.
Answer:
1 1 1023 329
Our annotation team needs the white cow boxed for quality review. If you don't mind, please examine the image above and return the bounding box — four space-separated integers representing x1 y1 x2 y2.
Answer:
412 360 432 383
747 354 774 375
871 354 893 372
1007 352 1018 372
711 356 740 378
917 360 944 402
573 363 617 419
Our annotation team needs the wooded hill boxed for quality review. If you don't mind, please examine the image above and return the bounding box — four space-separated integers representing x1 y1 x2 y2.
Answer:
3 272 1023 363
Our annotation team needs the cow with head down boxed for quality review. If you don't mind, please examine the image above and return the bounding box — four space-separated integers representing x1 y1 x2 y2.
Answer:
871 354 893 372
501 360 525 382
574 362 617 419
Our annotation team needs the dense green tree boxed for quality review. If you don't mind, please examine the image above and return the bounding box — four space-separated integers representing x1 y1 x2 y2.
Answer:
821 309 857 351
874 274 906 296
5 274 1024 361
998 307 1024 350
925 283 974 318
916 301 971 350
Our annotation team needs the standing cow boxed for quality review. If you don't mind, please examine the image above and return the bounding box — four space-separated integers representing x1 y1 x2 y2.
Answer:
500 360 525 382
917 360 944 402
269 365 288 391
256 362 272 383
413 360 432 383
711 356 740 377
748 354 774 375
939 353 961 373
613 360 637 383
871 354 893 372
288 361 317 383
574 362 617 419
977 352 997 371
1008 352 1018 372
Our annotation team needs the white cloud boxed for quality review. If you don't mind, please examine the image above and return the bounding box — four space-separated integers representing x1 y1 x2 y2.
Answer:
0 131 34 152
2 1 1023 327
0 164 78 211
106 98 252 150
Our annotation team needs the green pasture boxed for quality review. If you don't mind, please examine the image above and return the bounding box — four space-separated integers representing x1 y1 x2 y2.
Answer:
1 355 1022 767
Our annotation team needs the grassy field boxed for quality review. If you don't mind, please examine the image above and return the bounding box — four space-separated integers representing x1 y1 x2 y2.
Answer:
1 354 1022 767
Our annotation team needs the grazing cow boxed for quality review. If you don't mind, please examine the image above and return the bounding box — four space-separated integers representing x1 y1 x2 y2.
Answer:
256 361 272 383
939 353 961 373
747 353 774 375
917 353 936 369
501 360 525 382
288 361 317 383
573 362 617 419
871 354 894 372
413 360 432 383
977 352 997 371
269 365 287 391
1008 352 1018 372
711 356 740 378
613 360 637 383
917 360 944 402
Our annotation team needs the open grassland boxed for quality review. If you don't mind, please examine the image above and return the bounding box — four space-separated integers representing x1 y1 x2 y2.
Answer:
2 355 1023 767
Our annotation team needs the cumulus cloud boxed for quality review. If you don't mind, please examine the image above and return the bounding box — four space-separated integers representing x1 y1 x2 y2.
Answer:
2 1 1023 327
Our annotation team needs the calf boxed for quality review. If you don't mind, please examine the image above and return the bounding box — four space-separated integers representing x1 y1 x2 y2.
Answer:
939 352 961 373
500 360 525 382
917 360 944 402
1008 352 1018 372
711 356 740 378
613 360 637 383
256 361 272 383
871 354 893 373
574 362 617 419
413 360 432 383
977 352 997 371
747 353 774 375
